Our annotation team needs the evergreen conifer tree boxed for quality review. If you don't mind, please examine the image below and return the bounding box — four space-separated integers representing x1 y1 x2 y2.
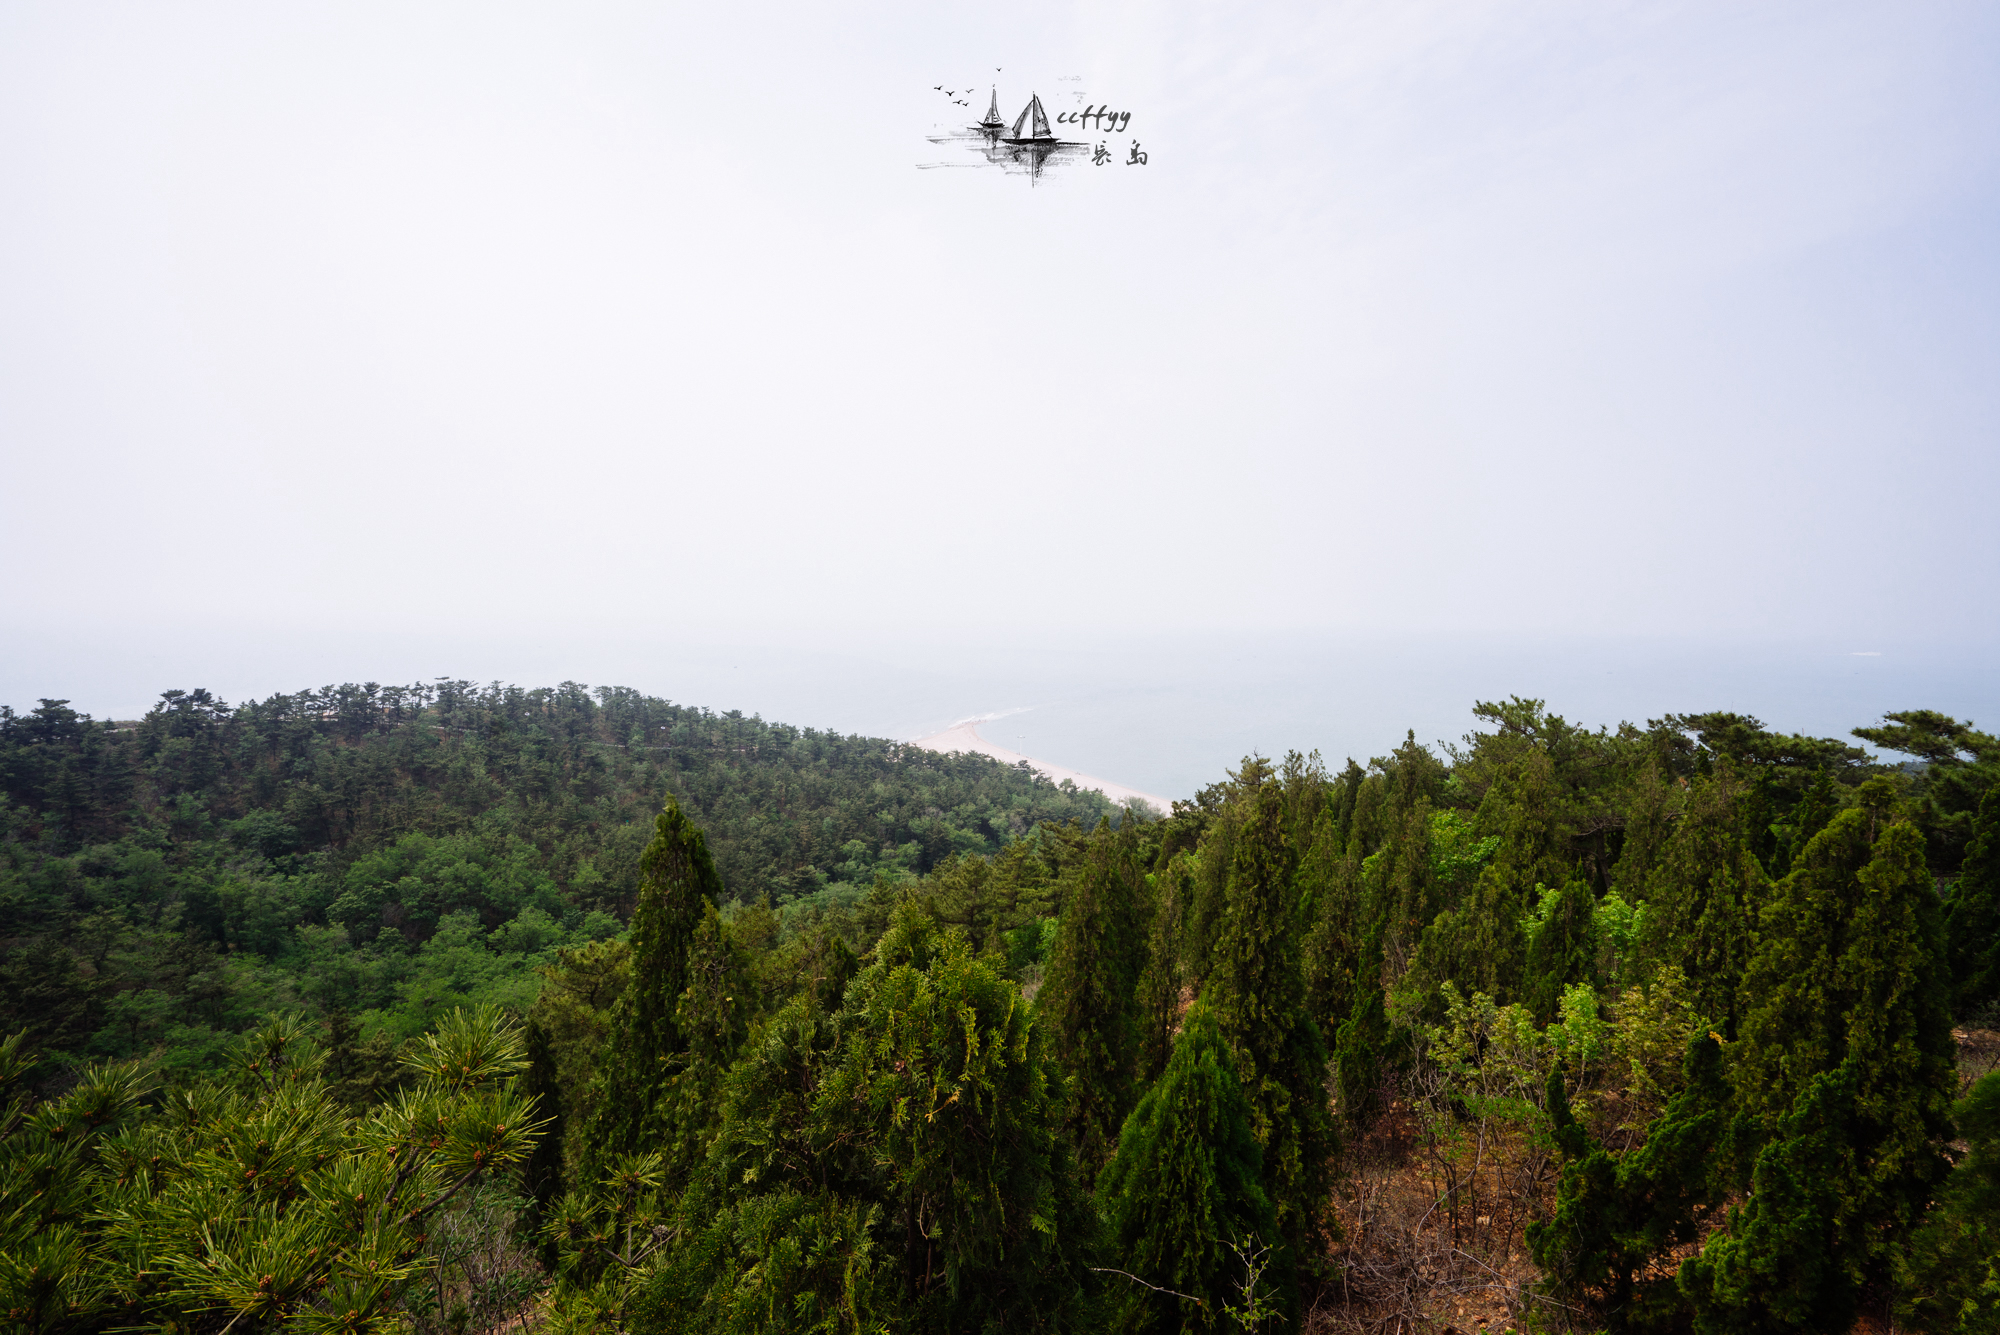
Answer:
1525 876 1600 1025
1895 1071 2000 1333
1944 786 2000 1017
584 797 723 1172
1639 772 1766 1034
1688 811 1956 1330
655 898 752 1185
1331 920 1390 1135
1205 766 1338 1290
1681 1065 1864 1334
1134 852 1192 1089
1531 1035 1732 1332
1040 823 1148 1177
1097 997 1280 1334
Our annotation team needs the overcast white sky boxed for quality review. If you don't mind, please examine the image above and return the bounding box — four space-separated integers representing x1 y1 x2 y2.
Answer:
4 1 1997 772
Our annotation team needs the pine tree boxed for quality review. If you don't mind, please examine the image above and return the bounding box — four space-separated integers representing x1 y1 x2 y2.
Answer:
1040 822 1148 1177
1097 997 1280 1334
585 797 723 1171
1205 766 1338 1292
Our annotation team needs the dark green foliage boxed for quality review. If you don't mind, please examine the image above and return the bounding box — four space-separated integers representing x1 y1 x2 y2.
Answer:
644 905 1095 1334
1097 998 1280 1333
1531 1036 1732 1332
1853 709 2000 875
1637 773 1766 1033
1895 1071 2000 1334
658 899 753 1183
1525 877 1601 1025
1775 771 1839 878
1331 992 1387 1140
1689 816 1956 1329
586 798 721 1173
0 681 1116 1070
521 1013 568 1264
1681 1065 1866 1335
1667 711 1874 875
1944 786 2000 1017
1205 762 1338 1282
1134 852 1192 1089
1735 812 1958 1169
1040 822 1150 1177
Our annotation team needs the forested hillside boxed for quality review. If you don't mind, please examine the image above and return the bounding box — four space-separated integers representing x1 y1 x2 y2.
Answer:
0 681 1117 1066
3 688 1997 1334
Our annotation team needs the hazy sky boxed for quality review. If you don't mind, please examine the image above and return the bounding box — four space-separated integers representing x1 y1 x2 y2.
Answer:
4 2 1997 773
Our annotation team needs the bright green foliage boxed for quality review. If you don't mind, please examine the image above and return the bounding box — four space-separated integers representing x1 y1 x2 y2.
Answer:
1943 786 2000 1016
1524 878 1601 1025
1530 1035 1732 1332
1040 823 1149 1177
0 1030 152 1334
0 1007 545 1335
585 798 722 1172
1097 998 1279 1334
1204 765 1338 1281
1895 1071 2000 1334
633 905 1093 1334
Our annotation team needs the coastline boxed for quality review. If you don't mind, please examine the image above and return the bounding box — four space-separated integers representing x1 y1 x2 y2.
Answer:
909 718 1177 816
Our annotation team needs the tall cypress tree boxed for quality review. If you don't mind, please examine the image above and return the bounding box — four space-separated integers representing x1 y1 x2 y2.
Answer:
584 797 722 1172
1895 1071 2000 1333
1097 997 1279 1334
1531 1035 1733 1332
1944 786 2000 1016
1525 876 1600 1026
1687 812 1956 1330
1205 766 1338 1289
1040 822 1148 1177
1681 1065 1866 1334
656 898 752 1185
1639 771 1766 1034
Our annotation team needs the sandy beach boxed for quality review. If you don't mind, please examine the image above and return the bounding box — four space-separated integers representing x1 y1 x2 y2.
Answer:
910 718 1177 816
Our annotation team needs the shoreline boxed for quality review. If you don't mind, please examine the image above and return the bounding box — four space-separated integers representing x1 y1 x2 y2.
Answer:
909 718 1177 816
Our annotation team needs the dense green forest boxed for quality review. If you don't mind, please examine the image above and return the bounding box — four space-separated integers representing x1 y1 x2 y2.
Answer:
3 685 1998 1334
0 681 1119 1068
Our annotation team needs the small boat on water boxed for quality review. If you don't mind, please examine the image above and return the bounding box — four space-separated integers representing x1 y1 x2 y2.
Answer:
1003 93 1056 143
979 87 1004 130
